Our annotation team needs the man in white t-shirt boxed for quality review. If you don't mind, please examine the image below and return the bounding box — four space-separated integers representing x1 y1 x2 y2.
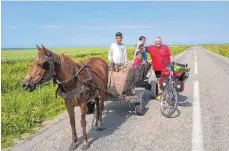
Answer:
108 32 128 71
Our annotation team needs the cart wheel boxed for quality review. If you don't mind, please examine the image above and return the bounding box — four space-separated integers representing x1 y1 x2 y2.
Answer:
135 92 146 116
150 80 158 99
87 102 95 114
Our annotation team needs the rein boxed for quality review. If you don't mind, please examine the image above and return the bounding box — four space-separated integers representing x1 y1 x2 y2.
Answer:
43 54 108 100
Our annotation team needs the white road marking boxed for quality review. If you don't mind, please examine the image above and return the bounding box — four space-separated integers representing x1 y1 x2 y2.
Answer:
192 80 204 151
195 50 197 61
194 50 198 75
194 61 198 75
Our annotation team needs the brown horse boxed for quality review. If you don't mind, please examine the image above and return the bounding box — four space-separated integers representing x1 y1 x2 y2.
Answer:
22 44 109 150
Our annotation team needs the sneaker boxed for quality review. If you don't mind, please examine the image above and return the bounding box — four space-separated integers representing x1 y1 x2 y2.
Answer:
156 94 161 100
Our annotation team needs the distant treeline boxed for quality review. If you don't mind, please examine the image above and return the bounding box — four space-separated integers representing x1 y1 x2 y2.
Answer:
1 48 35 51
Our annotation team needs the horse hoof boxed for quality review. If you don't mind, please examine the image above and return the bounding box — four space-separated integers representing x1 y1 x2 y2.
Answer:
69 142 77 151
96 127 105 131
82 143 90 150
96 122 104 131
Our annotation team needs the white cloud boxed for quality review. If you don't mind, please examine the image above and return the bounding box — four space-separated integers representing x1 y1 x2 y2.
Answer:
38 24 153 31
87 25 152 30
41 24 60 29
3 26 17 29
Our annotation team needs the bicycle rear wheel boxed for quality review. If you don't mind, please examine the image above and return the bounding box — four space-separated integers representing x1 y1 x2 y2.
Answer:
160 86 178 118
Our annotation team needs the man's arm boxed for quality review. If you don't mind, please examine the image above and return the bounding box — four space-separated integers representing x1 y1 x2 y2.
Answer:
123 46 128 66
108 45 113 63
145 46 148 53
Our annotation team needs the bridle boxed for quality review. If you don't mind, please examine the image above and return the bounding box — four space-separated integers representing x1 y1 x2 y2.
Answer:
37 53 108 100
35 53 60 85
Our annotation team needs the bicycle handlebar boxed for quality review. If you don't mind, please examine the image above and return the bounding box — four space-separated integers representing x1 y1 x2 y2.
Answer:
161 60 190 73
161 60 188 68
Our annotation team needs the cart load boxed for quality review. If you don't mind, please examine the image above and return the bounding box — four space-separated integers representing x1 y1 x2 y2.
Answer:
108 62 151 97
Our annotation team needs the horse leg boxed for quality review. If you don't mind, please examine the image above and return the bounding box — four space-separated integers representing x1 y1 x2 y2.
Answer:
97 93 106 131
65 102 78 151
94 96 100 128
80 102 90 150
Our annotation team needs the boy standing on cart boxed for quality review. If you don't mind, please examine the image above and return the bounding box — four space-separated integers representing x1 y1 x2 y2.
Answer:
108 32 128 71
133 36 147 63
145 37 173 100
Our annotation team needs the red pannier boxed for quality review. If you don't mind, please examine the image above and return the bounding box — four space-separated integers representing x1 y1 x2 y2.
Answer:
159 68 185 92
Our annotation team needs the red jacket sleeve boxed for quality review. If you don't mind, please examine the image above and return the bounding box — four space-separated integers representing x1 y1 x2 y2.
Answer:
165 45 171 56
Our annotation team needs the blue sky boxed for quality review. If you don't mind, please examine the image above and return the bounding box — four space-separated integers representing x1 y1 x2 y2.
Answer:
2 1 229 48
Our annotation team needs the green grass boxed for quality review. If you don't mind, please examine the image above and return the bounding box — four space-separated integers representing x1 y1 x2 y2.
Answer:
1 45 189 148
201 44 229 58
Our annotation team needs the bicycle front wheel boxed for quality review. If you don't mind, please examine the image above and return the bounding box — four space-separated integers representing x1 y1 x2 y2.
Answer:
160 86 178 118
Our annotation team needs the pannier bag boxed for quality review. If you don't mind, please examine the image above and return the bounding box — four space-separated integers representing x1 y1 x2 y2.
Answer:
173 63 186 73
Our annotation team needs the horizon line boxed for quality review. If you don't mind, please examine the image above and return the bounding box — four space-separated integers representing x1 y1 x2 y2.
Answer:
1 43 229 50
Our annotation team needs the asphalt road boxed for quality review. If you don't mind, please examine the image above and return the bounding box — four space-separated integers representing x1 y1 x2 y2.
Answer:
8 46 229 151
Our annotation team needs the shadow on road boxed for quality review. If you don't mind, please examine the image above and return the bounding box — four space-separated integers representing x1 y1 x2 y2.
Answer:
178 94 192 107
78 88 152 146
170 94 192 118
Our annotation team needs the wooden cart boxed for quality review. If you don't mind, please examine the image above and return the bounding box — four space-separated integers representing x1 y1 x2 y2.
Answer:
107 63 153 115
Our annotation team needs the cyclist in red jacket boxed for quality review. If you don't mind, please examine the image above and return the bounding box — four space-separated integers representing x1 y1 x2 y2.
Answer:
145 37 173 99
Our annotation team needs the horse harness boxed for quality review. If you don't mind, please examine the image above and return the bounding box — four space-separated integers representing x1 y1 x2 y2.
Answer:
41 52 108 101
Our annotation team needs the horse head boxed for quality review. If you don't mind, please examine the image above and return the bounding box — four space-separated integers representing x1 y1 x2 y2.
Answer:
22 44 58 92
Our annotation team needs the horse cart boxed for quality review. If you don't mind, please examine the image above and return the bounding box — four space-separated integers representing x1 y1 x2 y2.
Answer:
105 62 154 115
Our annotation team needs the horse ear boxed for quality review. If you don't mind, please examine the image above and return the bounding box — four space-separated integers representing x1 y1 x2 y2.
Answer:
41 44 46 50
36 44 42 51
41 44 48 55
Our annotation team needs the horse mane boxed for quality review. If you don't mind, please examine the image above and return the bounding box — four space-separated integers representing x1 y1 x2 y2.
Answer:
58 54 81 76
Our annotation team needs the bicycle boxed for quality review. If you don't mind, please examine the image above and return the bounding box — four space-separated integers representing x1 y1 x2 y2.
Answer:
159 61 190 118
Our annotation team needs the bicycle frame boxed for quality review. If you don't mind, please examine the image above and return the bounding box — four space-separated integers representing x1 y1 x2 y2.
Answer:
164 66 176 91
